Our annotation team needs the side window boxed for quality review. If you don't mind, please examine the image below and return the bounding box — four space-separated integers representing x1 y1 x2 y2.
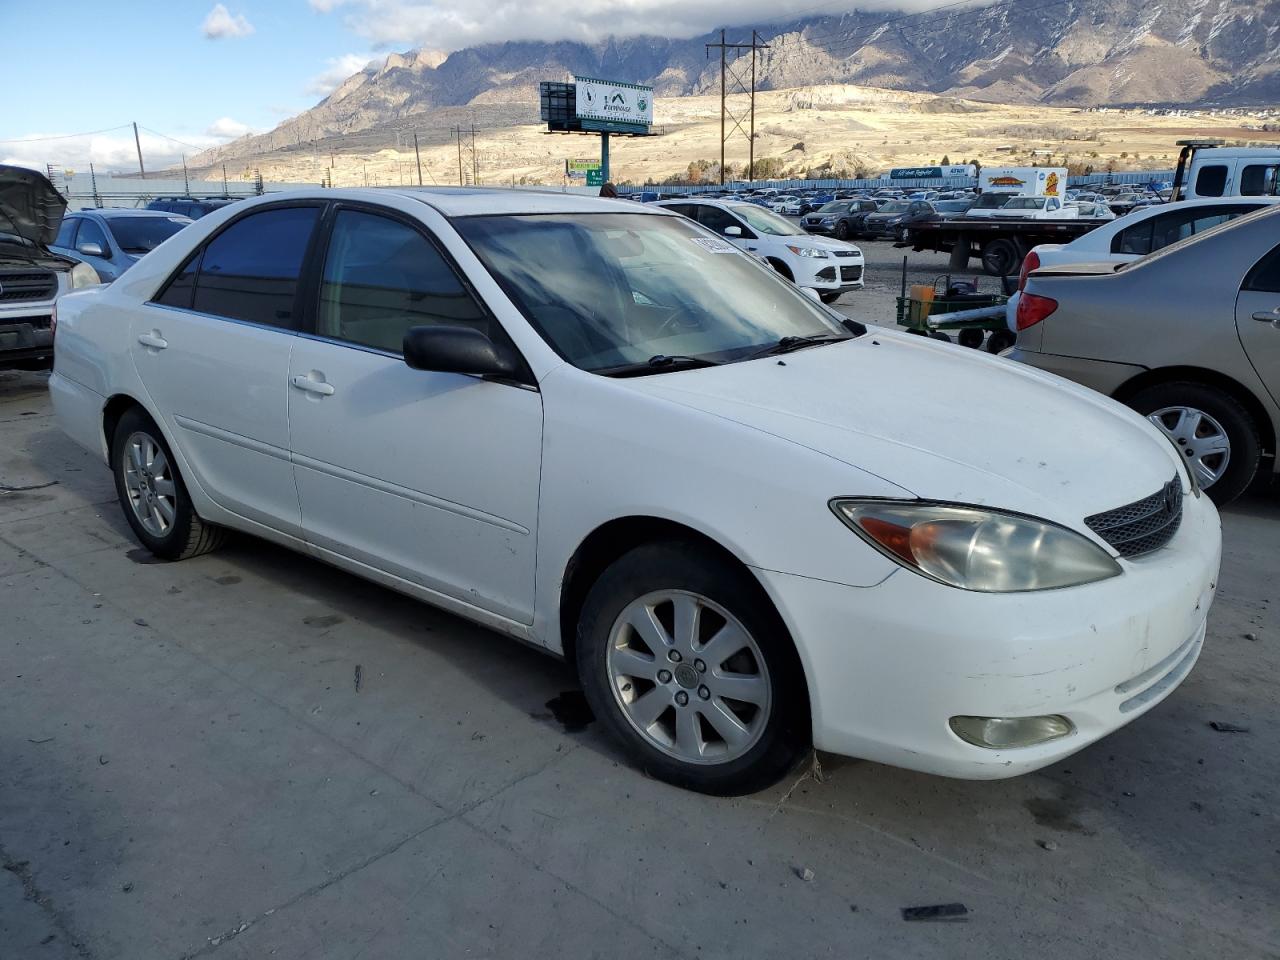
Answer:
76 218 108 252
1195 165 1228 198
54 217 79 249
1244 244 1280 294
1240 165 1278 197
192 206 319 328
695 205 739 235
154 250 201 309
316 209 488 354
1113 217 1157 255
664 204 696 219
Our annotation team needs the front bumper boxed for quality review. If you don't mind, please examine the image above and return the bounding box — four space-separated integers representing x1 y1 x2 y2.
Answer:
0 314 55 368
800 257 865 292
753 491 1221 779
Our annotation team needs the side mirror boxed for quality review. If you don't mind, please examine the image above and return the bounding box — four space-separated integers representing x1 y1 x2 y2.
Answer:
77 241 105 258
402 325 523 380
723 225 742 237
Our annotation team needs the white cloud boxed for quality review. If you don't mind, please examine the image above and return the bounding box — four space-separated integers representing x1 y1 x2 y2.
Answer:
307 53 379 95
309 0 976 52
202 3 255 40
206 117 255 139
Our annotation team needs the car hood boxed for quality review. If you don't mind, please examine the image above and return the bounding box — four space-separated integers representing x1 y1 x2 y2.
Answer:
0 165 66 248
623 332 1180 536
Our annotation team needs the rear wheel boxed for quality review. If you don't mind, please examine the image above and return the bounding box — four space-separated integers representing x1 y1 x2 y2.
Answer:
575 542 809 796
1126 382 1262 505
111 407 226 560
986 329 1016 353
957 328 986 349
981 239 1020 277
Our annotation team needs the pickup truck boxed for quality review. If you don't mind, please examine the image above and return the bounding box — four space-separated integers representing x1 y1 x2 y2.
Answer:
0 166 100 370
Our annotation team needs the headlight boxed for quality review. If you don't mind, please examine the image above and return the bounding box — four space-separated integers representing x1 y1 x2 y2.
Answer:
821 217 836 224
830 500 1122 592
786 245 829 259
70 261 101 289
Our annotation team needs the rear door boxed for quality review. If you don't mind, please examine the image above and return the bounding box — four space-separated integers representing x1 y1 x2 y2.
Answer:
286 204 543 623
134 203 323 537
1237 241 1280 408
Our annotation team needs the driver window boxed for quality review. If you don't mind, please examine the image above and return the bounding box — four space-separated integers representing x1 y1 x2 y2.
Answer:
317 209 489 354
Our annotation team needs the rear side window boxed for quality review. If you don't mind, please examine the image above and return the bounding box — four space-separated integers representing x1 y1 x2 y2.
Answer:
316 209 489 354
154 250 200 309
1195 165 1228 197
1112 206 1257 255
191 206 319 328
1244 244 1280 293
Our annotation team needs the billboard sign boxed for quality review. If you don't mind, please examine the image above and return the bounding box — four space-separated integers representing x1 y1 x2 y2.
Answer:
566 158 600 179
574 76 653 129
890 164 977 180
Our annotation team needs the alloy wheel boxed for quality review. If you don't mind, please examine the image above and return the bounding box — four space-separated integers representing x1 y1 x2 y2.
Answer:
121 431 177 537
1147 405 1230 489
607 590 771 765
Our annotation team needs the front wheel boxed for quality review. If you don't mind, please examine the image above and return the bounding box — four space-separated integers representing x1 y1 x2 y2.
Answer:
819 291 843 304
1127 382 1261 505
834 221 851 241
575 542 810 795
111 407 226 560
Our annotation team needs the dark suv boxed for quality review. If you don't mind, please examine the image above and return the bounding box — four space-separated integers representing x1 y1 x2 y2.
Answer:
801 199 880 240
146 197 241 219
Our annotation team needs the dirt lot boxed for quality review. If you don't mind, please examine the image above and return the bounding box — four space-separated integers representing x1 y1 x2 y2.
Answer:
2 353 1277 958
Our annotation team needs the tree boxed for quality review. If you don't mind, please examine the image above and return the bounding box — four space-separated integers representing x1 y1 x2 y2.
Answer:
940 154 951 166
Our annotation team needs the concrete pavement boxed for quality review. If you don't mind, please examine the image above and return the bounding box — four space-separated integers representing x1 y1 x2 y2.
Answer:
2 367 1277 959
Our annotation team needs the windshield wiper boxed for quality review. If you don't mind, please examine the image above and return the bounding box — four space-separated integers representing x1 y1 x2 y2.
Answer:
596 354 722 378
747 333 849 359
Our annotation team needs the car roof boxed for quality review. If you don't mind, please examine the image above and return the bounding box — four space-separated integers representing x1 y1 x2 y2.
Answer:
396 187 669 217
95 208 194 219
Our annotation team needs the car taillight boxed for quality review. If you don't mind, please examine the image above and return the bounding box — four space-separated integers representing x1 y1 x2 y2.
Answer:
1017 250 1040 292
1015 292 1057 331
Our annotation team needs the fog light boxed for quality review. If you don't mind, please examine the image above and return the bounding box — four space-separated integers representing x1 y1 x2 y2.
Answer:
949 715 1074 749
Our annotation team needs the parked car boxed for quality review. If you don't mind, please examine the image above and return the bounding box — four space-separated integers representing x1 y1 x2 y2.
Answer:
50 209 193 282
50 187 1220 795
778 196 806 216
147 197 240 219
800 199 880 240
1005 197 1280 334
654 198 864 302
0 165 100 371
1010 204 1280 504
963 193 1015 218
1064 200 1116 220
862 200 937 240
928 198 974 220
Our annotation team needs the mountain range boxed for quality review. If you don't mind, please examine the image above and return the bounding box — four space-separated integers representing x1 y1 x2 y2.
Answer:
196 0 1279 165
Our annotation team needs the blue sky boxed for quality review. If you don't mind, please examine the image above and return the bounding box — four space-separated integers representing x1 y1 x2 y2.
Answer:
0 1 375 171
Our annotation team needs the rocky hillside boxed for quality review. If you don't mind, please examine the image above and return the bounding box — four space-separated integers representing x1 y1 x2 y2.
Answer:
196 0 1279 164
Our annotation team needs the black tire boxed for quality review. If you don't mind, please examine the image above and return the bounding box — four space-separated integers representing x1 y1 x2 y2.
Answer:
834 220 850 241
930 331 952 342
819 291 842 304
981 239 1020 277
111 407 226 560
986 329 1016 354
957 328 986 349
1126 382 1262 505
575 541 810 796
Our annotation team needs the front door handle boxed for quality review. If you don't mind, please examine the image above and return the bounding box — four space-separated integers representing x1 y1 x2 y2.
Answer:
137 331 167 349
1251 310 1280 324
291 374 335 396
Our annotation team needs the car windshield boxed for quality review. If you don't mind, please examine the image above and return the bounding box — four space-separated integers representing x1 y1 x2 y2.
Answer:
934 200 971 212
877 202 910 214
971 194 1013 209
107 216 191 253
733 205 804 236
1004 197 1047 209
455 212 852 373
817 201 849 213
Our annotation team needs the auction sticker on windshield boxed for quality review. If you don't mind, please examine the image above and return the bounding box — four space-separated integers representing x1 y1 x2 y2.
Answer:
689 237 736 253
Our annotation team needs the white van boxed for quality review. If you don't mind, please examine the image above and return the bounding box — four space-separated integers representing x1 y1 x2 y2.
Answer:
1176 141 1280 201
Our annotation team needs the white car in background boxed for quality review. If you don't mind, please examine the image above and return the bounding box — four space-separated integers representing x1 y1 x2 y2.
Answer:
654 197 864 303
1006 196 1280 331
51 188 1218 797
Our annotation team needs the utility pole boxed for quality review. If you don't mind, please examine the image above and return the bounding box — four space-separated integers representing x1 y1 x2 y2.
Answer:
132 121 146 179
413 131 423 186
471 123 478 186
455 127 464 185
705 32 769 185
90 162 101 208
182 154 190 195
222 162 228 196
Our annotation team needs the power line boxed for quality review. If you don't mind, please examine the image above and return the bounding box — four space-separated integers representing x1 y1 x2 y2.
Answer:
137 125 215 151
0 124 133 145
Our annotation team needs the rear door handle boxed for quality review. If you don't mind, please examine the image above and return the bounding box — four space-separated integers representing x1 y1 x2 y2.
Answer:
1252 310 1280 324
137 331 167 349
291 374 335 396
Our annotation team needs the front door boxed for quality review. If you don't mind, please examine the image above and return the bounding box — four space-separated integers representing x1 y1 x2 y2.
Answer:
287 205 542 623
1237 241 1280 408
132 203 322 537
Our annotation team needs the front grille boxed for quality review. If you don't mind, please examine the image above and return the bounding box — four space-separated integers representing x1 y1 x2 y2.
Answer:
833 250 859 258
1085 478 1183 558
0 270 57 303
840 265 863 282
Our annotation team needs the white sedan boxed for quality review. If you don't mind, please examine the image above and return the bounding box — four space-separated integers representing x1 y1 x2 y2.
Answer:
51 188 1220 796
